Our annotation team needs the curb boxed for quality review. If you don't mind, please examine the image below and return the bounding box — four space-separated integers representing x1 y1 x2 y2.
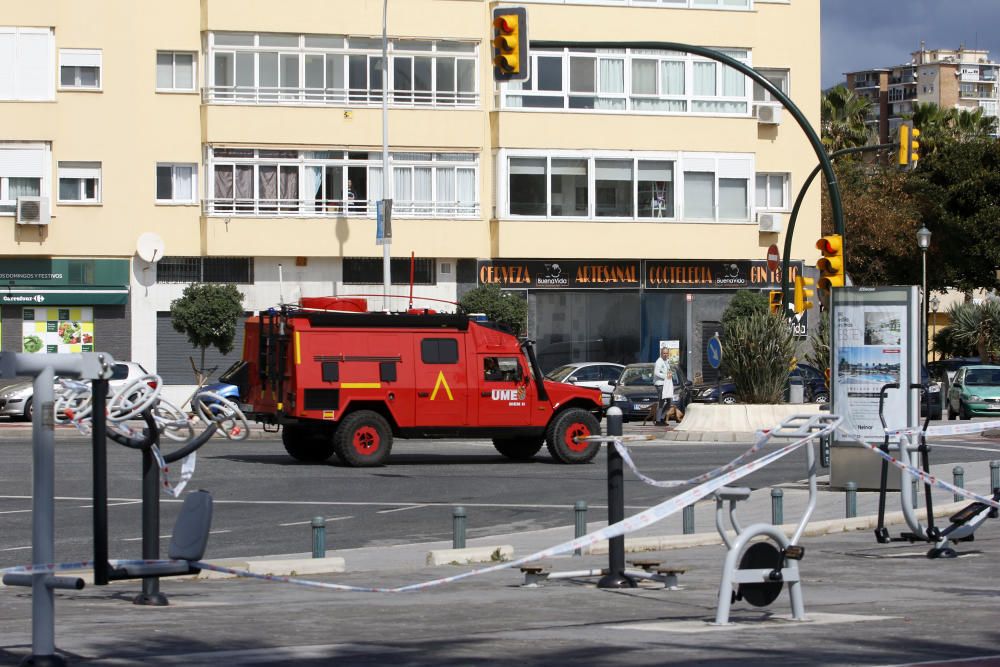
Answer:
426 545 514 566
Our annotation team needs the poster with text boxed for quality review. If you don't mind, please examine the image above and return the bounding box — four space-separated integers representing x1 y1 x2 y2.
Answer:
21 307 95 354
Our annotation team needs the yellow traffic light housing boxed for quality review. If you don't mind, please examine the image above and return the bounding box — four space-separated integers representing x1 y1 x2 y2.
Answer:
793 275 815 314
492 7 529 81
769 290 783 314
897 121 920 169
816 234 845 291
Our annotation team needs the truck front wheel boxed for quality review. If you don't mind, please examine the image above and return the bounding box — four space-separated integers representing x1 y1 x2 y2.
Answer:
282 425 335 463
492 437 544 461
546 408 601 464
334 411 393 467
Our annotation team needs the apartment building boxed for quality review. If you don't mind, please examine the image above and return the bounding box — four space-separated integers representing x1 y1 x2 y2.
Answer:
848 45 1000 144
0 0 820 387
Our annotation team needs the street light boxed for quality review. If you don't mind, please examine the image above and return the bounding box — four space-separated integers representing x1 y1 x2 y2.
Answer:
916 226 932 365
930 294 941 362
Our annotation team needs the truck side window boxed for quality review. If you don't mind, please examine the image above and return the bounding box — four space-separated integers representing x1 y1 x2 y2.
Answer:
484 357 522 382
421 338 459 364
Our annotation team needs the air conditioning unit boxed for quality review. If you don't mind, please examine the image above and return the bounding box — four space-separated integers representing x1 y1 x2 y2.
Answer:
16 196 50 225
757 211 783 233
755 104 782 125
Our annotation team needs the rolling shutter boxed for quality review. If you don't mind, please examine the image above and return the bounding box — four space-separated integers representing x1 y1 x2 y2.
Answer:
156 311 248 384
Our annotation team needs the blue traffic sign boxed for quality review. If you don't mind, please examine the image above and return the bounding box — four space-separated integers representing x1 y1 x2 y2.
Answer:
707 336 723 369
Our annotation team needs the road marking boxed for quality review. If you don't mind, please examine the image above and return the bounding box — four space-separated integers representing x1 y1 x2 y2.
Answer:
0 545 32 551
78 501 142 509
929 443 1000 454
376 504 429 514
280 516 354 527
0 496 622 510
0 509 32 515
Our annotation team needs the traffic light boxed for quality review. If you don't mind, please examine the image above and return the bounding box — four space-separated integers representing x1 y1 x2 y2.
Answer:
492 7 528 81
897 121 920 169
769 290 783 314
793 275 815 314
816 234 845 291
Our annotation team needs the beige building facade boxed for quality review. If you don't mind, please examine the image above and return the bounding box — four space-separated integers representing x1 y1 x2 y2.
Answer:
0 0 820 386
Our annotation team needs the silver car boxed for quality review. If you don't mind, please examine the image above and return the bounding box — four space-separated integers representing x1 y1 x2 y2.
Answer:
0 361 149 421
545 362 625 408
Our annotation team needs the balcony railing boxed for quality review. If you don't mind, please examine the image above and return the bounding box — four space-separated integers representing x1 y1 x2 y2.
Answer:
203 198 480 218
202 86 478 108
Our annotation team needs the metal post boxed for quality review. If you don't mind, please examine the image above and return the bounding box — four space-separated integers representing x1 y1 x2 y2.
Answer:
912 478 919 510
771 488 784 525
953 466 965 503
135 438 168 606
682 505 695 534
30 366 60 663
452 507 466 549
598 407 635 588
312 517 326 558
845 481 857 518
573 500 587 556
380 0 392 309
92 378 109 586
991 460 999 493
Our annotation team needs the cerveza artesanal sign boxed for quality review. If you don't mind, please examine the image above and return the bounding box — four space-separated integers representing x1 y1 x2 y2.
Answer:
477 260 640 289
478 259 802 289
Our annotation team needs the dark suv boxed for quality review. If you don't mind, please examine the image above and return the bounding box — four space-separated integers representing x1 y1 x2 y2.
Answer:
609 363 692 422
690 363 829 405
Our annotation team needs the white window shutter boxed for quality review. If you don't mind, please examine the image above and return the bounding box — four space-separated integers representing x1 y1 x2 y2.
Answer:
16 29 53 101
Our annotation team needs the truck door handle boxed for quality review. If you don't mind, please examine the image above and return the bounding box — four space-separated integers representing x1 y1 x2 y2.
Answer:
418 391 429 397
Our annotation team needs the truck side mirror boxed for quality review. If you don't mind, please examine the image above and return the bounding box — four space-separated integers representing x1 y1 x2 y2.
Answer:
608 379 618 387
566 375 578 383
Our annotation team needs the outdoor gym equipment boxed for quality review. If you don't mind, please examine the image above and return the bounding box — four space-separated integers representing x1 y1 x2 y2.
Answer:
713 413 840 625
874 383 998 559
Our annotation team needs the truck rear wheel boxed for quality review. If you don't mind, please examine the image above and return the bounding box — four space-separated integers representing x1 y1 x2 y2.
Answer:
546 408 601 464
492 437 544 461
334 411 393 467
282 425 335 463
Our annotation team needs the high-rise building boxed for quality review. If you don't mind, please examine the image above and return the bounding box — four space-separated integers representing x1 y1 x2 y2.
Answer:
847 45 1000 143
0 0 820 390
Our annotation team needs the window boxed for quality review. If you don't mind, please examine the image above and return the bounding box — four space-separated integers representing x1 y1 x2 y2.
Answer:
156 51 196 91
421 338 458 364
207 32 476 106
156 164 197 203
0 27 54 100
59 49 101 90
503 46 750 116
343 257 436 285
57 162 101 203
752 68 789 103
156 257 253 284
483 357 522 382
0 143 48 214
207 148 478 217
755 173 788 210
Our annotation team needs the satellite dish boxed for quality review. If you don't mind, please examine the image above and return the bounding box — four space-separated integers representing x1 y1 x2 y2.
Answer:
136 232 165 263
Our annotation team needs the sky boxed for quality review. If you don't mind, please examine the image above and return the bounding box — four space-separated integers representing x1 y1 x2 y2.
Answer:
821 0 1000 89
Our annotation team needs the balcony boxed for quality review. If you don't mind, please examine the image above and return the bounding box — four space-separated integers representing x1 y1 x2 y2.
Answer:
203 197 480 218
202 86 478 108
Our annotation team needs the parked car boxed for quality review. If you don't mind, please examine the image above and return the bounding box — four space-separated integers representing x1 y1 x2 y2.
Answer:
946 365 1000 420
608 363 691 422
0 361 149 421
544 362 625 408
919 366 944 421
690 364 829 405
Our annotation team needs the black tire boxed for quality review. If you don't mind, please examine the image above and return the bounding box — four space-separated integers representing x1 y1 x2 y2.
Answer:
813 393 829 404
960 402 971 420
281 424 335 463
334 411 393 467
22 397 32 422
720 393 737 405
545 408 601 464
492 437 544 461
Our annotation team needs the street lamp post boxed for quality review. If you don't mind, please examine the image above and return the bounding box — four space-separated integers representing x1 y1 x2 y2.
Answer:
917 226 932 365
930 294 941 362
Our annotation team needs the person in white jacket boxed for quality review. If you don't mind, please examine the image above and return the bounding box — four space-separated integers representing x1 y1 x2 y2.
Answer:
653 346 674 425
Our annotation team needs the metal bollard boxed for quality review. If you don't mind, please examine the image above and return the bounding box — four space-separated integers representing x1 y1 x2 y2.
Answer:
912 479 919 509
991 460 999 493
953 466 965 503
771 488 784 525
452 507 466 549
682 505 695 534
845 481 857 519
311 517 326 558
574 500 587 556
598 407 634 589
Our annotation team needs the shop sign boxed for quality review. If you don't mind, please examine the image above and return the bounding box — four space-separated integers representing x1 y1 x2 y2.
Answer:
0 291 128 305
0 258 129 287
477 260 641 289
644 260 802 289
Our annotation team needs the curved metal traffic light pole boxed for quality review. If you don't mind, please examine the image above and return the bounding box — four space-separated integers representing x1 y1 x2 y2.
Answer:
531 40 846 267
779 143 896 310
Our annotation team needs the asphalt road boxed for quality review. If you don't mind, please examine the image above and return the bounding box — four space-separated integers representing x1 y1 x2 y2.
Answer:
3 427 1000 569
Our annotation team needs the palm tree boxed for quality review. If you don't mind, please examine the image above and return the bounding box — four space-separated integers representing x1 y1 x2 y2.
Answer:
945 301 1000 363
908 102 998 159
821 85 874 152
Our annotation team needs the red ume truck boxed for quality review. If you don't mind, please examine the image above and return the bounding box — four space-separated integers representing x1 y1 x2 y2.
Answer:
229 297 603 467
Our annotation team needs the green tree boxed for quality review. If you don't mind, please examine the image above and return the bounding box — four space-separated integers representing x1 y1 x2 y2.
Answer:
721 312 795 403
458 284 527 336
944 301 1000 363
932 324 977 360
803 312 830 380
821 85 874 152
909 102 998 160
721 290 769 331
170 283 245 384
